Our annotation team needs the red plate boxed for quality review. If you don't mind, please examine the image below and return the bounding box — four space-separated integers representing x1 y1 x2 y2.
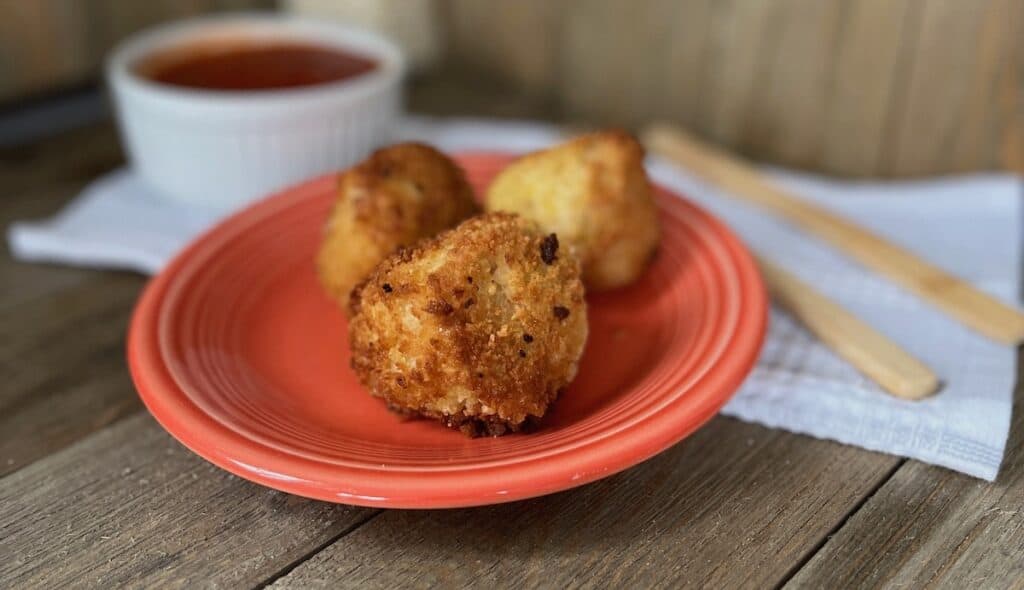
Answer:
128 152 766 508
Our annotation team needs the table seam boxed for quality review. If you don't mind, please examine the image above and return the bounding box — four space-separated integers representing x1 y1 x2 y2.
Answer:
774 457 907 589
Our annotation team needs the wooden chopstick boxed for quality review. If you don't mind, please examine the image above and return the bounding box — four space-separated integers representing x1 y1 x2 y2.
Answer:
642 123 1024 346
757 256 939 399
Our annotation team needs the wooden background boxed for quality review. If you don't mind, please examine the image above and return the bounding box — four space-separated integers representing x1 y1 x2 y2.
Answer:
1 0 1021 178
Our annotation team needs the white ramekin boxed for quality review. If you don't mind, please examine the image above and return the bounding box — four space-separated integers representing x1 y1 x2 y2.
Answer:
106 14 404 211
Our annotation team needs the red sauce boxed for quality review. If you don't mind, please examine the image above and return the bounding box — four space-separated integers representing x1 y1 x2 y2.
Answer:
139 41 377 91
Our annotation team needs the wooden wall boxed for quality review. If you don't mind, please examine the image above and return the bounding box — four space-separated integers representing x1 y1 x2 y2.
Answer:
0 0 271 102
0 0 1020 178
437 0 1023 178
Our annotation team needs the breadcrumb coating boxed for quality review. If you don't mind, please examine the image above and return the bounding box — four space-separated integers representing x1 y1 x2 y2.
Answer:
486 131 660 291
348 212 588 436
317 143 480 310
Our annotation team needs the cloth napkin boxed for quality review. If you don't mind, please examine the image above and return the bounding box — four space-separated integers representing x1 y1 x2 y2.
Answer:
8 117 1021 481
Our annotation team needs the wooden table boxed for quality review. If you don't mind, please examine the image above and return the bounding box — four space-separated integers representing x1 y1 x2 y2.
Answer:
2 107 1023 589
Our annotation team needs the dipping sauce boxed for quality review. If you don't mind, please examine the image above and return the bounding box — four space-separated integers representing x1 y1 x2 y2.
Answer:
137 41 377 91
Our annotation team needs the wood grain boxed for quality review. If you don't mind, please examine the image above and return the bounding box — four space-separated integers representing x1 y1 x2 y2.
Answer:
0 126 138 475
820 0 915 176
431 0 1023 177
0 273 144 477
0 0 273 102
0 1 93 100
788 362 1024 588
3 1 1021 176
1000 0 1024 173
558 0 678 128
0 414 379 588
659 0 715 130
947 0 1022 174
269 417 900 588
752 0 844 167
884 1 998 176
442 0 564 103
697 0 778 148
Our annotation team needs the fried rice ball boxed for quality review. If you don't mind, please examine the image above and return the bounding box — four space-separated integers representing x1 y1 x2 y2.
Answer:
348 212 588 436
317 143 479 310
485 130 660 291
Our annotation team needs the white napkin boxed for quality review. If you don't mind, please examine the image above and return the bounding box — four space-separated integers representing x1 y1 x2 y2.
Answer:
8 117 1020 480
7 170 224 274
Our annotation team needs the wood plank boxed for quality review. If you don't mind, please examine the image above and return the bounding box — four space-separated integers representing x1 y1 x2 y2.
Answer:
3 2 1020 177
0 1 271 102
659 0 715 130
0 1 93 100
269 417 900 588
999 0 1024 173
751 0 844 168
442 0 564 102
0 414 379 588
558 0 678 128
786 356 1024 588
0 272 144 476
820 0 916 177
696 0 779 148
0 129 142 474
883 1 995 176
950 0 1023 174
630 0 699 127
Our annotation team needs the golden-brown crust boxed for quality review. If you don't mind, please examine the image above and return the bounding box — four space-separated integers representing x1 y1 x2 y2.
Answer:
317 143 480 311
485 130 661 291
348 212 588 436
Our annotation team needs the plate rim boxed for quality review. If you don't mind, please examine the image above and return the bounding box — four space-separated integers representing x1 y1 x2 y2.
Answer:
127 151 767 508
